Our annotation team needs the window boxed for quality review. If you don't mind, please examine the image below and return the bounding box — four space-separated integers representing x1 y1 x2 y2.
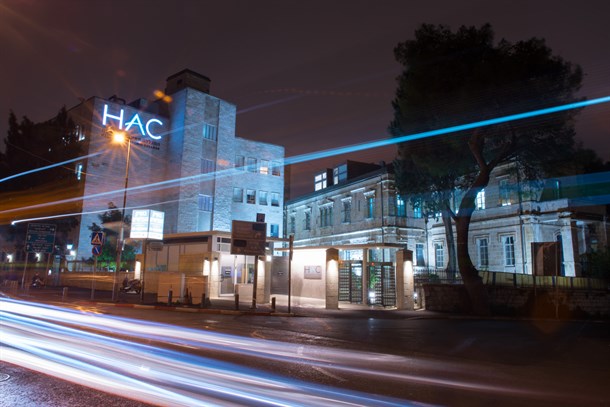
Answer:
259 190 268 205
475 189 485 210
396 195 406 217
416 244 425 266
499 179 512 206
198 194 213 212
333 164 347 185
366 196 375 219
477 238 489 268
503 235 515 266
270 192 280 207
75 124 86 141
246 189 256 204
435 243 444 269
270 224 279 238
304 211 311 231
342 200 351 223
320 206 333 227
203 123 217 141
413 198 422 219
201 159 215 174
75 163 83 180
232 187 243 203
289 214 295 234
235 155 245 170
259 159 269 175
246 157 257 173
271 161 281 176
314 172 327 191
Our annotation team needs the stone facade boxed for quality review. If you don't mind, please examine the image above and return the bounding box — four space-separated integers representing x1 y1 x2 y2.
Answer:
68 69 285 263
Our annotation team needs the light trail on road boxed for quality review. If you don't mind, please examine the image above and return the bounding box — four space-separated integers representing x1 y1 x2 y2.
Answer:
2 298 597 406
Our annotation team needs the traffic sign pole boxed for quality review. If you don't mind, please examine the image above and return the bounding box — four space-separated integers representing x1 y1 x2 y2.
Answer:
21 254 29 289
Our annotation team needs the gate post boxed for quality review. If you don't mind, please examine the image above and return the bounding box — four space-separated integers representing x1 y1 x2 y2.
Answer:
396 249 414 310
325 248 339 310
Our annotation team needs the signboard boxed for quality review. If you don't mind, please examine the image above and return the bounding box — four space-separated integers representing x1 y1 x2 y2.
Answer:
91 231 105 246
230 220 267 256
304 265 323 280
130 210 164 240
92 245 102 257
25 223 56 253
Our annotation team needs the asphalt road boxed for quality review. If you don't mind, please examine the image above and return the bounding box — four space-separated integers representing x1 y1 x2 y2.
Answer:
2 289 609 406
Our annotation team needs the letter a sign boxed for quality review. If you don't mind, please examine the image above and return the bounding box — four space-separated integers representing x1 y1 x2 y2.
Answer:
91 232 105 246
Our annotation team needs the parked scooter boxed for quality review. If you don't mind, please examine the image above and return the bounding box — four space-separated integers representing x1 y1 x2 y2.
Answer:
120 278 141 294
31 273 45 289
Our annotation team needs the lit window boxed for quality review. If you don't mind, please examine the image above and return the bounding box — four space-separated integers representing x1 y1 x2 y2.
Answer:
270 224 279 238
475 189 485 210
203 123 217 141
333 164 347 184
198 194 213 212
396 195 406 217
320 206 333 227
75 163 83 180
232 188 243 203
259 190 268 205
314 172 327 191
246 189 256 204
503 235 515 266
259 159 269 175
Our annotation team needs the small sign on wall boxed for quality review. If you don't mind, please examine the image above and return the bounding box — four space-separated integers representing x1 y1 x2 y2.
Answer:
304 265 322 280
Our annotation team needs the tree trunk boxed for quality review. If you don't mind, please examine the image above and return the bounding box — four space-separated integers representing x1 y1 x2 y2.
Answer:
455 168 492 316
441 207 457 280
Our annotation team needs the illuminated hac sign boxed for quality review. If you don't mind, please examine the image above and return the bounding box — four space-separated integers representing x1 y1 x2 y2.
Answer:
130 210 164 240
102 104 164 140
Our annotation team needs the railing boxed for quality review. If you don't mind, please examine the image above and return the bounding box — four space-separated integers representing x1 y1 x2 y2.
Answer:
414 267 607 290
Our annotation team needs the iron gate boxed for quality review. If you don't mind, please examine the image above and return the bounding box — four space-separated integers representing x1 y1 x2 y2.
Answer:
338 260 363 303
368 263 396 307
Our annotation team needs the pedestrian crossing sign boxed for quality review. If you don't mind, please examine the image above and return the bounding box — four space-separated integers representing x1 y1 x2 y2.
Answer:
91 232 105 246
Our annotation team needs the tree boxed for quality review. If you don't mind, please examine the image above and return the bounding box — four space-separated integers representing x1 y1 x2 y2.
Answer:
0 108 84 261
390 24 583 315
88 203 135 271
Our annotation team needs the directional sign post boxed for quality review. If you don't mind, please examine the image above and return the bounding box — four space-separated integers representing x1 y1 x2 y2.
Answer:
22 223 56 289
90 232 105 300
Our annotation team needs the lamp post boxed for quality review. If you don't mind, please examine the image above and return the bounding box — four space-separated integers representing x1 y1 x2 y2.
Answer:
111 130 131 302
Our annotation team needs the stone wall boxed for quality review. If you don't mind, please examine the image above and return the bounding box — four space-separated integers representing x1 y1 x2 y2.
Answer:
423 283 610 319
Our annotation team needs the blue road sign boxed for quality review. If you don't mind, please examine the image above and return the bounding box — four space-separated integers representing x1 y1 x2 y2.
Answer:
92 245 102 257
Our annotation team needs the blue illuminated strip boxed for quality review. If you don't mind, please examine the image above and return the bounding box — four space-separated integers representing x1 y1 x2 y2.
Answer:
0 152 102 183
285 96 610 165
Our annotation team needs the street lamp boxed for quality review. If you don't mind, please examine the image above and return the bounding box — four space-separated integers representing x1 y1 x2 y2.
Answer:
111 130 131 301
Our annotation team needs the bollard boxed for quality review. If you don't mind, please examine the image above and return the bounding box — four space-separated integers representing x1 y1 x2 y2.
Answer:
271 297 276 312
168 289 173 305
234 293 239 310
62 287 68 301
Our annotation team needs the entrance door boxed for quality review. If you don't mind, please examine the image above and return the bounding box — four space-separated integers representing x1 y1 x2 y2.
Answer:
338 260 363 303
368 263 396 307
220 266 234 294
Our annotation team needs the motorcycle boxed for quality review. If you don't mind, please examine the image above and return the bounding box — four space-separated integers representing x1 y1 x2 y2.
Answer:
120 278 141 294
31 277 45 289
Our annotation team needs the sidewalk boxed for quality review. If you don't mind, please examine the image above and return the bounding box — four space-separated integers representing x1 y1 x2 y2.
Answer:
2 285 442 320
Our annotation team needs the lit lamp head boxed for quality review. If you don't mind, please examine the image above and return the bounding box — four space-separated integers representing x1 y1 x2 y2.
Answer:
112 130 127 144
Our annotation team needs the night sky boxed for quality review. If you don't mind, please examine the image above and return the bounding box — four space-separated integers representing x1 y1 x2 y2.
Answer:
2 0 609 196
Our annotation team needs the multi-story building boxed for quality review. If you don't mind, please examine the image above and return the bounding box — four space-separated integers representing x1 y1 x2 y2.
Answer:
286 160 609 304
67 69 284 262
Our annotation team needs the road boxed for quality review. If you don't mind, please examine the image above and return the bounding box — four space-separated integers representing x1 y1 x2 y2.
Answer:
1 295 609 406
